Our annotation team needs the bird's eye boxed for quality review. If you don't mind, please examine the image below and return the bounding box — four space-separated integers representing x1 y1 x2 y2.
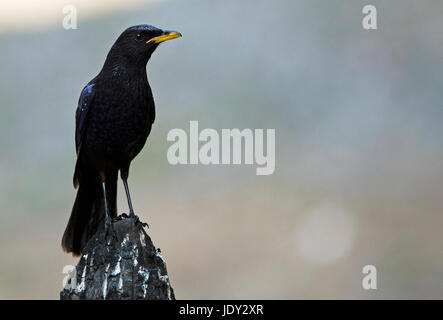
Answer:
136 33 143 41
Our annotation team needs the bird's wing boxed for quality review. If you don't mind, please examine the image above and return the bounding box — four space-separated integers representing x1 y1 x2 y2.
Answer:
75 82 96 155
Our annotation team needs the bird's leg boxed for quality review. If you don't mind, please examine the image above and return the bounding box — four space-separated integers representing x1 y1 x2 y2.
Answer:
101 181 112 233
121 169 148 228
122 178 135 217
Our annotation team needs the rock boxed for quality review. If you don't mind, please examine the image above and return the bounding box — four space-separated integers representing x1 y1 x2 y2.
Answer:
60 215 175 300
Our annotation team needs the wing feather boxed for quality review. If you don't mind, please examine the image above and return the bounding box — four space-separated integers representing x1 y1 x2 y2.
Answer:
75 82 96 155
73 82 96 188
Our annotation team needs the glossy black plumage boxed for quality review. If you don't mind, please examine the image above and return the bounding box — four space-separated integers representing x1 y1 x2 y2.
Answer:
62 25 181 256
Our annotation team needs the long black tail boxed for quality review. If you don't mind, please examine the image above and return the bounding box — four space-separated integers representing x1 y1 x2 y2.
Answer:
62 165 117 256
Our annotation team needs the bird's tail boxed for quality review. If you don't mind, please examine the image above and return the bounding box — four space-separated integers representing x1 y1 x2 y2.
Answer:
62 164 117 256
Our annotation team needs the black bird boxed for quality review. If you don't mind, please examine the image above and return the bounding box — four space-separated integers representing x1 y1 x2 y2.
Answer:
62 25 182 256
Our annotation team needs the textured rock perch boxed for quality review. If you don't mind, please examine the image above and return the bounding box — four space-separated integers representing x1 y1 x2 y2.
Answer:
60 216 175 300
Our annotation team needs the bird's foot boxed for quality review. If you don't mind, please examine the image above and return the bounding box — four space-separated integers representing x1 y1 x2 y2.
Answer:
114 213 148 228
130 213 149 229
116 213 129 220
140 220 149 228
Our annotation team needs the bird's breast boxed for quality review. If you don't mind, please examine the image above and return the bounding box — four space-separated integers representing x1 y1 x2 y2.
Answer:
86 79 154 163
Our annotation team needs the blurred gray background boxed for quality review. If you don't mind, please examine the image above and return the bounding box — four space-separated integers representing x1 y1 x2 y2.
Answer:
0 0 442 299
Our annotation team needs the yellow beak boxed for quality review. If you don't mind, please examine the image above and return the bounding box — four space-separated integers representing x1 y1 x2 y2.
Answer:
146 31 182 44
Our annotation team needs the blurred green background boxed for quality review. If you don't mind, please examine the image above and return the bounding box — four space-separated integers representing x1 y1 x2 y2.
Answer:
0 0 442 299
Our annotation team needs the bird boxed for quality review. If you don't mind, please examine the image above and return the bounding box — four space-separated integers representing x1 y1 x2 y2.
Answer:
61 25 182 256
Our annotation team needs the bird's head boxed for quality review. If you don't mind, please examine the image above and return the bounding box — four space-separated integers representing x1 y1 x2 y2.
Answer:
105 24 182 70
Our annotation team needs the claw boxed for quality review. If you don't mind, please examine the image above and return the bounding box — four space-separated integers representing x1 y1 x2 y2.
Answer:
132 214 149 229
